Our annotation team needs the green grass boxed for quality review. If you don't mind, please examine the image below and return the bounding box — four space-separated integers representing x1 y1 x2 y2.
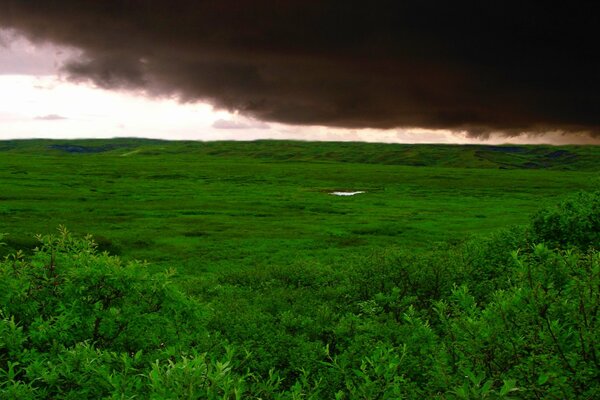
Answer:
1 139 598 283
1 139 600 398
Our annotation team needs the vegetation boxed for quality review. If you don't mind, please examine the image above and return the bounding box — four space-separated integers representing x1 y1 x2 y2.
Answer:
1 140 598 282
0 140 599 398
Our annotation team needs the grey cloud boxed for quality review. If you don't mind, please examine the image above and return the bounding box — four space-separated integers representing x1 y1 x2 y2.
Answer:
0 28 68 75
34 114 67 121
212 119 270 130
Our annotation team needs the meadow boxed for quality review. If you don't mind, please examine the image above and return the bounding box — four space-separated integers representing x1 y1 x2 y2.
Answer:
0 139 599 398
1 140 598 278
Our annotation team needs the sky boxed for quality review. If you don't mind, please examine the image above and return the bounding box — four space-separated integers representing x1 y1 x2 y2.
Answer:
0 2 598 144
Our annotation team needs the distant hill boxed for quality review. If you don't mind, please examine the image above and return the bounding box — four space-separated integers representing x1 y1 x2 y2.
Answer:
1 138 599 171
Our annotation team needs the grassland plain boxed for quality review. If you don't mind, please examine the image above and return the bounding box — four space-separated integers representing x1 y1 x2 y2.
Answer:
1 140 599 286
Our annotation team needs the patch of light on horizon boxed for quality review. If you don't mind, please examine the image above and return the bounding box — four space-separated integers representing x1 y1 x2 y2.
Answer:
0 75 235 139
0 73 490 143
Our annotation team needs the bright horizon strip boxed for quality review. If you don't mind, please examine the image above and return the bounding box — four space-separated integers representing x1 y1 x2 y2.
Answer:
0 30 598 145
0 74 471 143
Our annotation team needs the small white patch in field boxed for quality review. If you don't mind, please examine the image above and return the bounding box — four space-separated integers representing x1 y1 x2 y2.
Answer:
121 149 141 156
330 191 365 196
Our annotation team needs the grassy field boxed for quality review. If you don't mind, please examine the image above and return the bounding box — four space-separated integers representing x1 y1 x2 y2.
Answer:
1 139 598 280
2 139 600 397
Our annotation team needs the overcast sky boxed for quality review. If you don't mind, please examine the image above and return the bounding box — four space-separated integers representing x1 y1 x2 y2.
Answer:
0 2 598 144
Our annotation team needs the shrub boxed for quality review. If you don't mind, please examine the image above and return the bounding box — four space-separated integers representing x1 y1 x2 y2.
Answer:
530 190 600 249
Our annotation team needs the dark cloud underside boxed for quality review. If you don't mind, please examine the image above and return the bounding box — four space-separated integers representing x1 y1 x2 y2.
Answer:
1 1 598 137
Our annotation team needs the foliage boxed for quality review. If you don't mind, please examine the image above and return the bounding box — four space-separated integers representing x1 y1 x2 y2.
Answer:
531 190 600 249
1 161 599 396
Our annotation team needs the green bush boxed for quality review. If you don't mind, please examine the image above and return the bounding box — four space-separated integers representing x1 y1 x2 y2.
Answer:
0 227 224 398
531 190 599 249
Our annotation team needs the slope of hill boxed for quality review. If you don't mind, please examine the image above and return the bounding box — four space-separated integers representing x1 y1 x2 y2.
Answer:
1 139 599 170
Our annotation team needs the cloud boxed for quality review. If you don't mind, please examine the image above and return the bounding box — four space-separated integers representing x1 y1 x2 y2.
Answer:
0 2 598 138
34 114 67 121
212 119 270 130
0 28 72 75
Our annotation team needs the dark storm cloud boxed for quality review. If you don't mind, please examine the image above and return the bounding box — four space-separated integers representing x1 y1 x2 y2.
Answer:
1 1 598 137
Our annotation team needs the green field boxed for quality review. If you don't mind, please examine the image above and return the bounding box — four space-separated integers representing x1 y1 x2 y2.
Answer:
1 139 598 278
1 139 599 398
